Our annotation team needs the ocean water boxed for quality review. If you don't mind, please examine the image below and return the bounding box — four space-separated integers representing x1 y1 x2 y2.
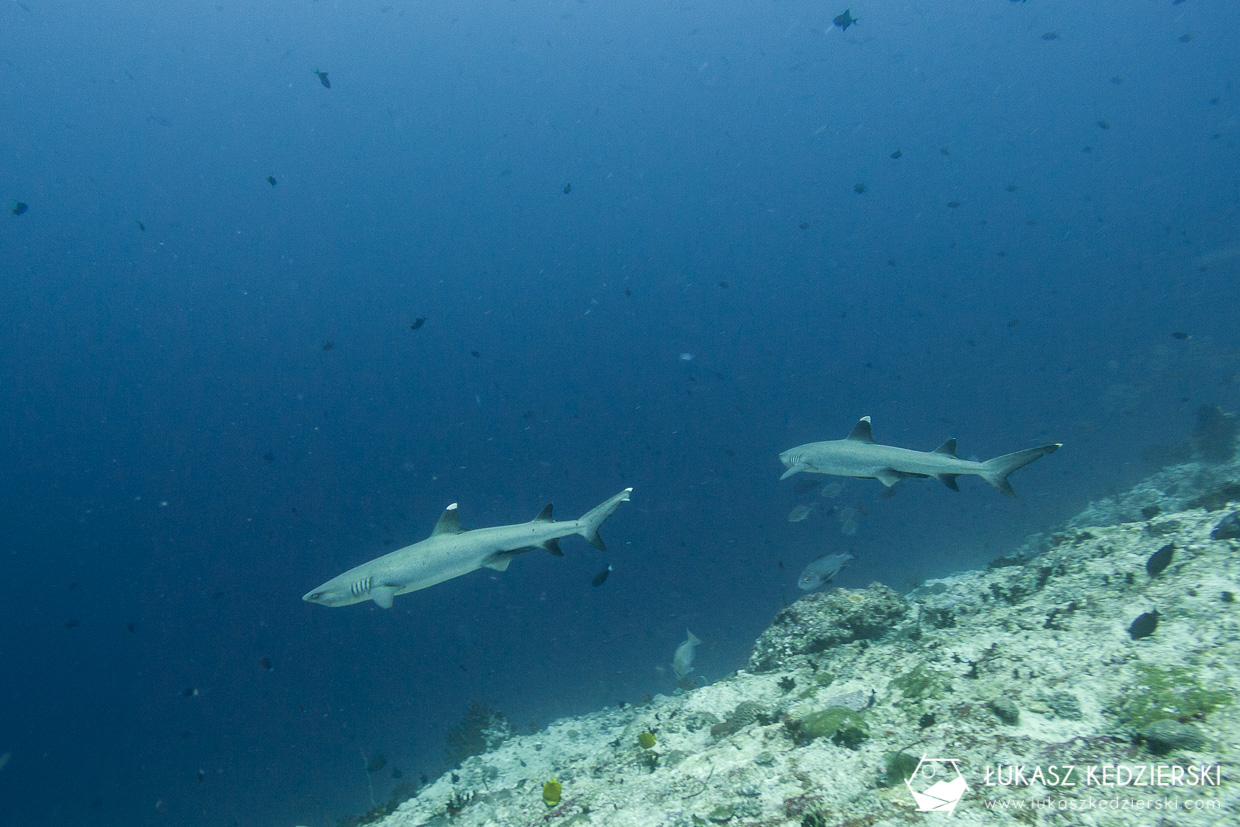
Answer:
1 1 1237 825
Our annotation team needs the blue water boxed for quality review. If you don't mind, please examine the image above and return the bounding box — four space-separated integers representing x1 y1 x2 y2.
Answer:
2 1 1237 824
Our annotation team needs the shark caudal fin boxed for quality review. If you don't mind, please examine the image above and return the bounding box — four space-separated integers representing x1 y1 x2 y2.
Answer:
577 488 633 551
979 443 1062 497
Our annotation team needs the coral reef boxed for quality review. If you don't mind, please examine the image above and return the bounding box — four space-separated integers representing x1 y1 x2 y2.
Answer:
306 454 1240 827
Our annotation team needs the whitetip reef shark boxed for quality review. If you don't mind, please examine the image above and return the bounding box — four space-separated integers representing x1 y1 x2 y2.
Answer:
304 488 632 608
780 417 1060 497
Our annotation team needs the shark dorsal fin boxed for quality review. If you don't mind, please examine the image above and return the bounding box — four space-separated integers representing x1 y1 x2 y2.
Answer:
431 503 465 536
533 503 554 522
934 438 958 457
847 416 875 443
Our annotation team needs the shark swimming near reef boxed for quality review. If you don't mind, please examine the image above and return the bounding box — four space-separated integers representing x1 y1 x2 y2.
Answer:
304 488 633 608
779 417 1060 497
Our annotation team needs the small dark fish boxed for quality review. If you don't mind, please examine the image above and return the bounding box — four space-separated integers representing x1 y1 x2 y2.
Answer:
719 281 729 288
197 770 206 784
322 341 334 351
11 201 28 216
471 350 481 358
563 183 572 194
833 9 858 31
624 287 632 296
366 754 387 773
890 149 903 159
1171 331 1188 340
947 200 960 208
136 220 145 231
1128 610 1159 640
591 564 613 587
798 222 810 229
262 452 274 462
1097 120 1111 130
798 551 854 590
181 687 196 697
410 317 425 330
1042 31 1060 41
1173 0 1187 5
314 68 331 88
260 656 273 671
1111 76 1124 85
125 622 136 633
1178 33 1193 43
64 618 81 629
1146 544 1175 577
266 176 277 187
392 768 402 779
853 182 868 194
1006 184 1018 192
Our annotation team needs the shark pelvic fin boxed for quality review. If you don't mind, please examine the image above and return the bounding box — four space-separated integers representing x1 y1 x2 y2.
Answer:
541 538 563 556
847 416 875 443
874 468 904 487
484 551 518 571
937 473 961 491
533 503 554 522
933 438 958 457
371 586 397 609
431 503 465 536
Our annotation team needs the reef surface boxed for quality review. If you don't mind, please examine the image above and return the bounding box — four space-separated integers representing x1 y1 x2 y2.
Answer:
312 460 1240 826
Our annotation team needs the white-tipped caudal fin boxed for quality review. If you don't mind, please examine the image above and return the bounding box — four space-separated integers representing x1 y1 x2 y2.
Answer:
577 488 633 551
980 443 1062 497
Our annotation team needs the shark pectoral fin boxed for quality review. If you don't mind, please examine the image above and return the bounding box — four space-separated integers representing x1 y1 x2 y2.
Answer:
431 503 465 536
371 586 397 609
779 463 807 481
937 473 961 491
541 538 563 556
874 468 904 487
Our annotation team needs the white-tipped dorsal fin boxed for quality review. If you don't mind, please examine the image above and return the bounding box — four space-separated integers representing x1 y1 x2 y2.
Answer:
533 503 554 522
431 503 465 536
847 416 875 443
933 438 958 457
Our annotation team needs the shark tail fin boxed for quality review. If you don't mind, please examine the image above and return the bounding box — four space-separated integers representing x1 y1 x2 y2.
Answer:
577 488 633 551
979 444 1062 497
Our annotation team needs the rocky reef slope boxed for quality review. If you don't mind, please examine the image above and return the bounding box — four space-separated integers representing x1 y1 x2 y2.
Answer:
335 461 1240 827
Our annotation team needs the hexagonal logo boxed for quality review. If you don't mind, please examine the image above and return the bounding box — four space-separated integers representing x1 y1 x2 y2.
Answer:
905 756 969 814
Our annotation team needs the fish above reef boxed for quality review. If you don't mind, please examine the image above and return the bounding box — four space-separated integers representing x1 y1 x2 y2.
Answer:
787 504 814 522
591 564 613 587
266 175 277 186
833 9 858 31
313 68 331 88
11 201 28 215
779 416 1061 497
672 629 701 681
304 488 632 608
798 550 854 590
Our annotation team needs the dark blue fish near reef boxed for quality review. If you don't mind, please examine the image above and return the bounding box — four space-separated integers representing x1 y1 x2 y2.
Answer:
11 201 28 216
591 564 613 587
833 9 858 31
313 68 331 89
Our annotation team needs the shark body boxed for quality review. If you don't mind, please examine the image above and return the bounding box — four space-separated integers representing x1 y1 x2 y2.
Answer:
304 488 632 608
779 417 1060 497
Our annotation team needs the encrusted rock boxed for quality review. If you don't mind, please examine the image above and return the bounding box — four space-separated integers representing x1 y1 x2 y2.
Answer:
749 583 909 672
989 696 1021 724
1140 719 1206 755
1211 510 1240 541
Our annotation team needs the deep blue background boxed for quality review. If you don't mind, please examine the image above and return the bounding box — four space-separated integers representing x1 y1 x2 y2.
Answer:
2 1 1238 825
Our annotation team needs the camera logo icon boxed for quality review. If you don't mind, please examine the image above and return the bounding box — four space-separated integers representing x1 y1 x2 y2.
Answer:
905 756 969 814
